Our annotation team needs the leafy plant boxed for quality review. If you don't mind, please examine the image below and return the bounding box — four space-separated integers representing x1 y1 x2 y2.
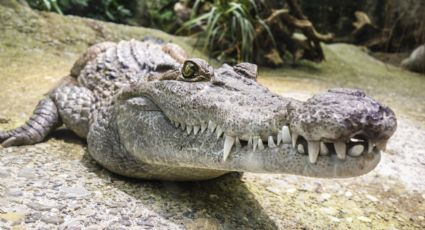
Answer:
179 0 275 63
25 0 131 23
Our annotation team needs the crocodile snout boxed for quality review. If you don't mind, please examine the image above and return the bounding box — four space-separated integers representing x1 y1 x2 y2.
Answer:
288 88 397 163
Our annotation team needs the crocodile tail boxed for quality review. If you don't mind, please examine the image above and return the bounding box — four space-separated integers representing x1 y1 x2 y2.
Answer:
0 97 62 147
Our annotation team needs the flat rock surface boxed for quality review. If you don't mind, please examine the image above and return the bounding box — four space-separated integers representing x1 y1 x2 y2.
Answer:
0 2 424 229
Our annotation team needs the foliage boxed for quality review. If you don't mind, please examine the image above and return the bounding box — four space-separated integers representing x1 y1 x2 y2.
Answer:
25 0 132 23
179 0 276 63
133 0 178 33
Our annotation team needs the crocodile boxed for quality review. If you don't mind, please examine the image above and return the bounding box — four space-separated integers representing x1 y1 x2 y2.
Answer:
0 39 397 181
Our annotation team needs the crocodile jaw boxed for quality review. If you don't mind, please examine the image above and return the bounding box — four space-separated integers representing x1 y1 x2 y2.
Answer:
116 105 382 179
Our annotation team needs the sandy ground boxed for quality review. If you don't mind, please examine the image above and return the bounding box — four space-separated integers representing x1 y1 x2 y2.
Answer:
0 2 424 229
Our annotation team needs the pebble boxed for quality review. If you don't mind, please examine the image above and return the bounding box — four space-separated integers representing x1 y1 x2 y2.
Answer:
120 219 132 226
27 202 60 211
86 225 103 230
41 214 64 224
17 168 37 179
24 212 41 223
318 193 331 202
344 191 353 198
366 195 379 202
266 186 281 195
286 188 296 194
358 216 372 223
61 186 90 198
320 207 338 215
0 168 10 178
7 189 23 197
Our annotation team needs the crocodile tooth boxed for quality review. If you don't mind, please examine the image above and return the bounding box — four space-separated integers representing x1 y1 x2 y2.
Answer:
208 120 217 133
368 140 374 153
319 142 329 155
193 126 200 135
175 121 180 128
258 138 265 150
348 144 364 157
375 140 388 151
253 136 259 151
180 123 186 131
297 144 305 154
223 135 235 161
200 123 207 133
186 125 193 135
308 141 320 163
235 137 241 147
281 126 291 144
292 133 299 148
277 132 282 145
268 136 276 148
216 126 223 139
334 142 346 159
248 136 253 148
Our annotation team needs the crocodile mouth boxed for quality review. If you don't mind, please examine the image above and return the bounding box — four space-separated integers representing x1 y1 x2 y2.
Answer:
169 119 382 164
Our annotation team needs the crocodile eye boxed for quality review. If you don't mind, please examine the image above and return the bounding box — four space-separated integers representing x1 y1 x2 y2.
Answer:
182 61 198 79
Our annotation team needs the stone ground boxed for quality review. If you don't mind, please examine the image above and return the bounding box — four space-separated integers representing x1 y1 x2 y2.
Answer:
0 2 424 229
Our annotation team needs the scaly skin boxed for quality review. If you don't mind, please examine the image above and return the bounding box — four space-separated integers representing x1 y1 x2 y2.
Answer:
0 39 397 181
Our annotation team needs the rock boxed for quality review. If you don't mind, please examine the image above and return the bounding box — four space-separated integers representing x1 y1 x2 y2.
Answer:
41 214 64 224
26 202 63 211
318 193 332 202
24 212 41 223
17 168 37 179
86 225 103 230
0 168 10 178
401 44 425 73
344 191 353 198
120 219 132 226
320 207 338 215
7 188 23 197
365 194 379 202
357 216 372 223
61 186 90 198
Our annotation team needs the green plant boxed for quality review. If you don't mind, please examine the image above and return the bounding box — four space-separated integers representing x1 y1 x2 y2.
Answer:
26 0 69 14
179 0 275 63
25 0 131 23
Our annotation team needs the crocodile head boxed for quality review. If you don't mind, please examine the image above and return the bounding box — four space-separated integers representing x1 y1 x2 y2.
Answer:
90 59 397 180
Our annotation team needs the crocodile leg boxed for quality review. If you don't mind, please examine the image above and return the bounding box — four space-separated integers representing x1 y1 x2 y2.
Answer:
51 85 96 138
0 85 96 147
0 98 62 147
